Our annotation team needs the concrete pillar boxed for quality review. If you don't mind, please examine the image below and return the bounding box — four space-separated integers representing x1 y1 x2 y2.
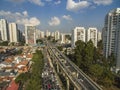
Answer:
74 87 77 90
52 55 55 63
76 72 79 78
63 72 65 77
66 77 70 90
57 63 59 73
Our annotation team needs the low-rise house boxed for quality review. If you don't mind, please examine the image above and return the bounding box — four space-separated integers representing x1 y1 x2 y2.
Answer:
0 62 12 68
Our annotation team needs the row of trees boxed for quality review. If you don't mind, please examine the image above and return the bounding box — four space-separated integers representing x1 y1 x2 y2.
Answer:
15 50 44 90
0 41 9 46
72 40 115 87
0 41 25 46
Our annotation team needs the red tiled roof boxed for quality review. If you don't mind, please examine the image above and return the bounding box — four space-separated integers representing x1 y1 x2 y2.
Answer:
15 60 29 67
26 54 33 58
4 57 14 63
6 80 19 90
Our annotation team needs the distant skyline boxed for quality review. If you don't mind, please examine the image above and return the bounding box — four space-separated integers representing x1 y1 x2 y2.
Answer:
0 0 120 33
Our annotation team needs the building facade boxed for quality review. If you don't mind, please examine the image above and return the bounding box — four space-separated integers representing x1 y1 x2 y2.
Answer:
9 23 18 43
72 27 85 48
25 24 36 45
40 31 44 38
87 27 98 47
103 8 120 72
61 33 66 44
46 30 51 37
0 19 9 41
55 31 60 40
97 31 102 42
35 29 41 40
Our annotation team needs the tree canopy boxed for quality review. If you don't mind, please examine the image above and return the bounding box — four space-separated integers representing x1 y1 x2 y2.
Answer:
0 41 8 46
36 39 43 44
73 40 115 88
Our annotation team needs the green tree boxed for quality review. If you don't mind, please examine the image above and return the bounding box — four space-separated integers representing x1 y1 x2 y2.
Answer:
57 46 63 51
108 53 116 68
73 39 115 88
47 36 53 40
97 40 103 51
99 69 114 87
15 73 30 84
93 47 99 63
75 40 85 68
36 39 43 44
25 50 44 90
89 64 103 81
0 41 9 46
65 35 71 40
83 40 94 72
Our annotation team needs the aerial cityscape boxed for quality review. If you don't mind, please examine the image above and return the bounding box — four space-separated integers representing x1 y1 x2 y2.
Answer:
0 0 120 90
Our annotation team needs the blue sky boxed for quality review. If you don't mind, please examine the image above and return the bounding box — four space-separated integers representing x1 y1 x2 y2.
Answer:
0 0 120 33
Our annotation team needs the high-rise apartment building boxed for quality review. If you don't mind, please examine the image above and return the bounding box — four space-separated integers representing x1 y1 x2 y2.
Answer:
9 23 18 43
0 19 9 41
17 30 23 42
35 29 41 39
51 32 55 37
61 33 66 44
103 8 120 72
87 27 98 47
25 24 36 45
97 31 102 42
72 27 85 48
46 30 51 37
55 31 60 40
40 31 44 38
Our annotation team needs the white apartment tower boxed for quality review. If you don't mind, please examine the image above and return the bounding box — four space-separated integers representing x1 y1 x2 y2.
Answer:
35 29 41 39
103 8 120 72
0 19 8 41
55 31 60 40
97 31 102 42
40 31 44 38
9 23 18 42
72 27 85 48
46 30 51 37
36 30 45 39
25 24 36 45
61 33 66 44
51 32 55 37
87 28 98 47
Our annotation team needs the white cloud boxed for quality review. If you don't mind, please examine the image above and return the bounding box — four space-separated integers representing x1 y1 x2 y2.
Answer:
48 16 60 26
0 10 28 20
55 0 61 5
16 17 40 26
93 0 113 5
22 11 28 17
66 0 90 12
62 15 72 21
28 0 44 6
0 10 40 26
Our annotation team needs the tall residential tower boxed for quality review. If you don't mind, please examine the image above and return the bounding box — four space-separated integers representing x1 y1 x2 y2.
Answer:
87 27 98 47
9 23 18 43
25 24 36 45
103 8 120 72
72 27 85 48
0 19 9 41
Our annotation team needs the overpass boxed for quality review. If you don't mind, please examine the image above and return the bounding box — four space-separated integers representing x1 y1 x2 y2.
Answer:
46 40 102 90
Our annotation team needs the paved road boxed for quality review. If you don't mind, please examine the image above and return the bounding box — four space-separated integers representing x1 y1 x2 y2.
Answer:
42 48 61 90
46 40 102 90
